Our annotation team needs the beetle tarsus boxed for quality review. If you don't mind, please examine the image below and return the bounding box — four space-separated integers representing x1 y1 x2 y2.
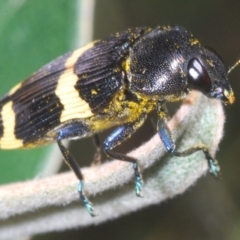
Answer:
78 181 96 217
204 151 221 179
133 163 144 197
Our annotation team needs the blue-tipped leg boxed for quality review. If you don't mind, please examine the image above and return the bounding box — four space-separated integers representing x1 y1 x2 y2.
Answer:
203 149 221 179
78 181 96 216
208 158 221 179
133 163 143 197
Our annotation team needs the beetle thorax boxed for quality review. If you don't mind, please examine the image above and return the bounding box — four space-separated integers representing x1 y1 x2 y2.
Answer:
126 27 192 101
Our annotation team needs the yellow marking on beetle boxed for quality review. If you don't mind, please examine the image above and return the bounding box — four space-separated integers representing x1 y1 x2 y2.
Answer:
122 58 131 72
55 42 95 123
90 90 152 132
224 89 235 104
190 38 199 46
9 82 22 95
0 101 23 149
91 89 97 95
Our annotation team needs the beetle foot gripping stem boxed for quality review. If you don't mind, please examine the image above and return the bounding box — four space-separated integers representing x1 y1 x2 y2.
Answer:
133 163 144 197
78 181 96 216
204 150 221 179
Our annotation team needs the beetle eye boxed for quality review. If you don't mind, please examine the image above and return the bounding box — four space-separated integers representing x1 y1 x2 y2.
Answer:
187 58 211 93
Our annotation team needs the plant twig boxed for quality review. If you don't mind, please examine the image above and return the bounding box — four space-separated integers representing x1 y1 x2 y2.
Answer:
0 91 225 239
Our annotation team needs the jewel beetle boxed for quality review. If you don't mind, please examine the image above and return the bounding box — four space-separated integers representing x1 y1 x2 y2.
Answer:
0 26 236 216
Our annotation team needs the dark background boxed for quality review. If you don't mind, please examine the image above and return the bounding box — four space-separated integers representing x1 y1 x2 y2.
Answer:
2 0 240 239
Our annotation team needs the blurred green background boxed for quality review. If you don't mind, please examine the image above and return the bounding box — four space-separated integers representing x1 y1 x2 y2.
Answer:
0 0 240 239
0 0 77 183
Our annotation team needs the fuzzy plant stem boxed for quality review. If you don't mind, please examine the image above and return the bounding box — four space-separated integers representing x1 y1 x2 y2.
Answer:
0 91 225 239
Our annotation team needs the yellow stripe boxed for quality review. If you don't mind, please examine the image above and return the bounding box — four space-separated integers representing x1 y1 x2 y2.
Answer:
9 82 22 95
55 42 95 123
0 101 23 149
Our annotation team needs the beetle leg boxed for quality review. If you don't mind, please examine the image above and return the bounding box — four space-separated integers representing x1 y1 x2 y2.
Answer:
91 134 102 166
103 113 147 197
157 103 221 178
57 131 95 216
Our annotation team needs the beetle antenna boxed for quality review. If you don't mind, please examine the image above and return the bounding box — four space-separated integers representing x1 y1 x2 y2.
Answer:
228 59 240 75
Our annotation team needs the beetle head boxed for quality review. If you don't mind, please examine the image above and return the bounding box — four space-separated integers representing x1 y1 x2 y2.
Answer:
187 47 235 105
